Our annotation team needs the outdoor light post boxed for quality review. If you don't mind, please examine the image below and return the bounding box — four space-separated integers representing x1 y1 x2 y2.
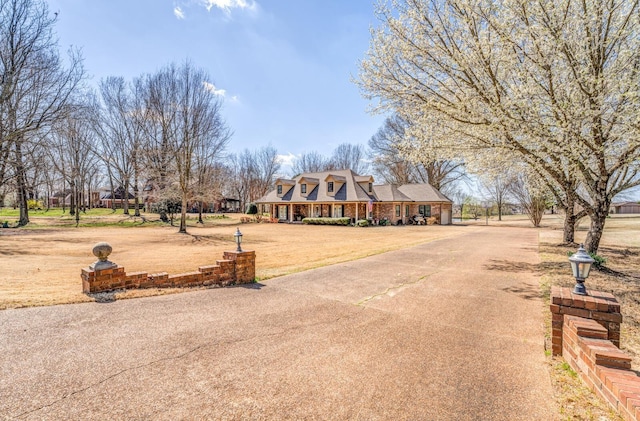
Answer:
234 228 243 252
569 244 595 296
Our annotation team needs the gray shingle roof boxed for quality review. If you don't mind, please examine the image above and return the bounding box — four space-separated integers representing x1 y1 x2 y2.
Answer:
256 169 451 204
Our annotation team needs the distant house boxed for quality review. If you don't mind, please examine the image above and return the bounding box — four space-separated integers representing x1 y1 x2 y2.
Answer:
610 202 640 214
215 198 241 213
100 187 135 209
255 169 453 225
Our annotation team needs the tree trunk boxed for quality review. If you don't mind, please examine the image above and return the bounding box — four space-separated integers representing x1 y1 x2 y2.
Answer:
179 196 188 233
14 142 30 226
198 201 204 224
123 181 130 215
108 170 116 212
563 211 577 244
133 176 140 217
69 180 76 216
584 200 610 254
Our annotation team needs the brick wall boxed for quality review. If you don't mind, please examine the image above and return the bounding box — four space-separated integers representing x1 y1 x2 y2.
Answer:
550 286 639 420
81 250 256 294
562 315 640 420
550 286 621 356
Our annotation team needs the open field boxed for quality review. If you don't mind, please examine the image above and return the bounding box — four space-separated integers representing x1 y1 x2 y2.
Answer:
0 211 473 309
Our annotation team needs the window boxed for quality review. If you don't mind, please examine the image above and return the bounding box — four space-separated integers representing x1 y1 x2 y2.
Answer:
368 183 372 193
301 184 307 194
335 204 343 218
328 182 334 193
277 185 282 194
405 205 409 216
395 205 401 217
419 205 432 217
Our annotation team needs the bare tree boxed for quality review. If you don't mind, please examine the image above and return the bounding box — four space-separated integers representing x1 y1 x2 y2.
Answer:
249 145 281 202
0 0 84 225
510 174 550 228
92 77 145 216
291 151 331 176
369 114 465 193
140 62 230 233
329 143 368 174
228 146 281 212
49 103 99 225
479 174 515 222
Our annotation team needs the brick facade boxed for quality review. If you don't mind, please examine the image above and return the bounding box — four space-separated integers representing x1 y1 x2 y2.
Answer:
81 250 256 294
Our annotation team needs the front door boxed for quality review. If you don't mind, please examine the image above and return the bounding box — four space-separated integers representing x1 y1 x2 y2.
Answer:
278 205 288 221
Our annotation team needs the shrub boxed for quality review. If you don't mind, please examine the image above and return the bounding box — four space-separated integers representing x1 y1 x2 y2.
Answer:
566 250 607 270
590 253 607 270
27 199 43 210
302 217 350 226
246 203 258 215
357 219 369 227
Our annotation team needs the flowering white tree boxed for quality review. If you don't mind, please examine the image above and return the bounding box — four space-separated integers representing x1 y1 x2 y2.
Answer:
358 0 640 253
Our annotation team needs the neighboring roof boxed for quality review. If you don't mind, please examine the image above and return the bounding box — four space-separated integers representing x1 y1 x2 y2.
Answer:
257 169 452 204
398 184 451 203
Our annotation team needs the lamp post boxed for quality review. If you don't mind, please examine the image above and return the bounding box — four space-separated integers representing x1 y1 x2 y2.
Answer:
569 244 594 296
234 228 243 252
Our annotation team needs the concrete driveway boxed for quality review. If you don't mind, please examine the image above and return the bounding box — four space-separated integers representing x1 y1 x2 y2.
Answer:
1 226 556 420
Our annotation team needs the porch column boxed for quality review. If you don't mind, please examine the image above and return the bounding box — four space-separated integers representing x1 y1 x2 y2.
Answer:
355 202 359 221
289 204 293 222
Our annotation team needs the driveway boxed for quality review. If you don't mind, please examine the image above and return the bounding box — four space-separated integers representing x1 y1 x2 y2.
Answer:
0 226 556 420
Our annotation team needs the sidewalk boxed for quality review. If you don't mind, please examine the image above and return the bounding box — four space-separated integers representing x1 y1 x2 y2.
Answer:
0 226 556 420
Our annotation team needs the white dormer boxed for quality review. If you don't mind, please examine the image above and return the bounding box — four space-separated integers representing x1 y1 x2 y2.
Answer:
354 175 375 194
324 174 347 197
275 178 296 198
298 177 319 198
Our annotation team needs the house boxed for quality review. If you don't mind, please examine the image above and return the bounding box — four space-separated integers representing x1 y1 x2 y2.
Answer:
100 187 135 209
610 202 640 214
255 169 453 225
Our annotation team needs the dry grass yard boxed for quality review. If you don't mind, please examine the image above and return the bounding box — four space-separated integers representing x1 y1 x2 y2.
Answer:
0 212 472 309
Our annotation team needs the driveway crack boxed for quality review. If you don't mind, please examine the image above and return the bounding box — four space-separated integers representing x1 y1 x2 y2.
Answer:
13 310 362 419
355 272 438 306
13 343 210 419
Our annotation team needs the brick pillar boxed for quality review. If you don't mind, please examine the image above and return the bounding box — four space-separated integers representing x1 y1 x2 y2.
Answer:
81 266 127 294
550 286 622 356
222 250 256 284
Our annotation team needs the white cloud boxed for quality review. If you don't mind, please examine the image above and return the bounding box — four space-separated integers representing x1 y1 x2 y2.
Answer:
230 95 240 103
277 152 297 168
173 6 185 19
203 81 226 97
202 0 257 13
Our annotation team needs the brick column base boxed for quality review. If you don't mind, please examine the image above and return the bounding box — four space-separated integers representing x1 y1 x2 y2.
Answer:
550 286 622 356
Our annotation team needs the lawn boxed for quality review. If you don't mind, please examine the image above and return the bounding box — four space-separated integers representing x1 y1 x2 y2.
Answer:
0 211 474 309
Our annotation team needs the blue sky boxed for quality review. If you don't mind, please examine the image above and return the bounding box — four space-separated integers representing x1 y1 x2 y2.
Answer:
47 0 385 168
